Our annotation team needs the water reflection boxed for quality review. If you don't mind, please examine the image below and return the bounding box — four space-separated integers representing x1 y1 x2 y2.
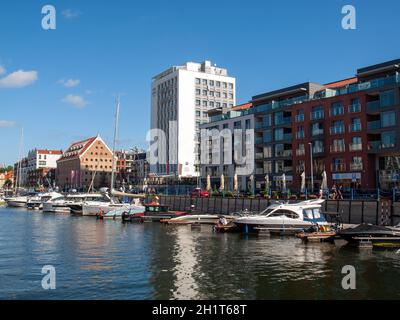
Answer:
1 208 400 299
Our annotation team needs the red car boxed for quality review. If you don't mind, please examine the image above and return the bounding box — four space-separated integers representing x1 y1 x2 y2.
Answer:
191 188 210 198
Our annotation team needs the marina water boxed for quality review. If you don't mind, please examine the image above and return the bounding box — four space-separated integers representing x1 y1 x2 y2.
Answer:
1 207 400 299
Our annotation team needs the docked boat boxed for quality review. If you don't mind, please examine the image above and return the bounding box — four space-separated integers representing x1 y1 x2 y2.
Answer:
125 203 186 222
5 195 29 208
67 193 105 214
233 199 328 234
102 205 145 220
338 224 400 248
82 195 132 216
27 192 63 210
163 214 234 225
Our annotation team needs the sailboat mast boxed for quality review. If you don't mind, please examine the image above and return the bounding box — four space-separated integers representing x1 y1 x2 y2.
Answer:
15 127 24 194
110 97 120 192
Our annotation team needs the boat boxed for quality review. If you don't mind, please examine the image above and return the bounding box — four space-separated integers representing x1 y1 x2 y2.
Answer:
67 193 105 214
132 203 187 222
82 195 132 216
162 214 234 225
5 195 29 208
233 199 328 234
27 192 63 210
102 204 145 220
42 194 95 214
338 224 400 248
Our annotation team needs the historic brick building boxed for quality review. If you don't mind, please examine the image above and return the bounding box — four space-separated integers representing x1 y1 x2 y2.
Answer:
56 135 116 191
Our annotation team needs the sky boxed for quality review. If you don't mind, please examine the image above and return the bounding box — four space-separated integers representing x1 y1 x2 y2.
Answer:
0 0 399 165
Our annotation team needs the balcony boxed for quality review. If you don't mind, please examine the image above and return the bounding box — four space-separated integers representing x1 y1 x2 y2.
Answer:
296 149 305 156
330 145 346 153
348 103 361 113
282 133 292 141
366 101 380 113
330 126 345 135
295 114 304 122
349 143 362 151
275 117 292 126
311 111 324 121
350 163 363 171
283 150 292 157
331 164 346 172
349 123 362 132
367 120 381 131
283 166 292 173
367 141 382 153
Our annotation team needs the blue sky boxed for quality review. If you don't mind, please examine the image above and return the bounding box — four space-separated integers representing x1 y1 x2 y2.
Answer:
0 0 399 165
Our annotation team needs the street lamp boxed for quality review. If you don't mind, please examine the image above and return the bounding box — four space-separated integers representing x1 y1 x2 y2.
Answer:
308 142 314 193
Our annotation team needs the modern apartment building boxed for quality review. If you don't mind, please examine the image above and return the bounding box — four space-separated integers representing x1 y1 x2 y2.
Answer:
251 58 400 192
150 60 236 178
56 135 116 191
115 149 149 188
200 103 254 192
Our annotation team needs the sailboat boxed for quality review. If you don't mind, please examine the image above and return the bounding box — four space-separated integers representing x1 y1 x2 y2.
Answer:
5 128 29 208
82 97 144 216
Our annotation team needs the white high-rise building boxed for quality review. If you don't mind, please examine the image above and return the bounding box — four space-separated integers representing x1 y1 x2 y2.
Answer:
150 60 236 177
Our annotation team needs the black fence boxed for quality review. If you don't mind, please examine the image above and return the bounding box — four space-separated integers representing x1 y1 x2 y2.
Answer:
145 195 400 226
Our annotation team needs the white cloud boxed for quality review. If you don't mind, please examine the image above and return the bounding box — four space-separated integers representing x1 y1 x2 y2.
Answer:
58 78 80 88
0 70 38 88
0 120 16 128
63 94 88 108
62 9 81 18
0 65 5 75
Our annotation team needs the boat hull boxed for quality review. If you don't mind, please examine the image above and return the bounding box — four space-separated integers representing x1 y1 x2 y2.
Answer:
6 200 27 208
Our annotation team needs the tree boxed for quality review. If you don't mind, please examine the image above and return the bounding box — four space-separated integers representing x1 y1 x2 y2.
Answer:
4 179 13 189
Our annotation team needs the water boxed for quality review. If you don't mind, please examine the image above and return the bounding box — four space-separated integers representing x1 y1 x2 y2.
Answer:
1 207 400 300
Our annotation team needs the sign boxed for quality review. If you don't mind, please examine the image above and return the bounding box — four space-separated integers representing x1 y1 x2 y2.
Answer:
332 172 361 180
273 175 293 181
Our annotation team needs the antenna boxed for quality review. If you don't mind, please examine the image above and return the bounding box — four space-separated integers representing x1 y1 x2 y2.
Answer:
110 95 120 192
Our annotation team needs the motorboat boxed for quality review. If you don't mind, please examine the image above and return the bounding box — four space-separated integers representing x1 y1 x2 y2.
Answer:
67 193 105 214
233 199 328 234
338 224 400 248
163 214 235 225
5 195 29 208
82 194 139 216
27 192 63 210
102 204 145 220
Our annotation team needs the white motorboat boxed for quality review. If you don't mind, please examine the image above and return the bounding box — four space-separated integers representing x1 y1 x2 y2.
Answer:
82 195 139 216
67 193 105 214
233 199 328 234
102 205 145 220
27 192 63 210
5 196 29 208
42 194 96 214
164 214 235 225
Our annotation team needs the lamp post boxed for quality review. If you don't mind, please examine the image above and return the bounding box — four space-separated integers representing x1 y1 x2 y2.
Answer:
309 142 314 193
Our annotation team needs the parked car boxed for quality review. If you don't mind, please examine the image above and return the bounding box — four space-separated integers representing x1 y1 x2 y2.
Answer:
191 188 210 198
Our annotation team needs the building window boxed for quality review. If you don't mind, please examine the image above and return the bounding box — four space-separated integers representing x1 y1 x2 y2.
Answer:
202 79 207 85
202 90 207 96
349 98 361 113
245 119 251 129
311 106 324 120
382 131 396 149
349 118 361 132
350 137 362 151
216 81 221 87
380 90 395 107
330 102 344 116
202 101 208 107
311 122 323 136
195 89 201 95
331 138 345 153
350 156 363 170
295 109 304 122
296 126 305 139
330 120 345 135
209 80 214 86
332 158 345 172
229 83 233 89
196 100 201 106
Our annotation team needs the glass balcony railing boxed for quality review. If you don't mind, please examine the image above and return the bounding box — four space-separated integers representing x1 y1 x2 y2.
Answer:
296 149 305 156
330 126 345 135
312 147 325 154
282 133 292 141
296 132 305 139
367 120 381 130
368 141 382 151
275 117 291 126
348 103 361 113
349 123 362 132
329 108 344 116
366 100 381 112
